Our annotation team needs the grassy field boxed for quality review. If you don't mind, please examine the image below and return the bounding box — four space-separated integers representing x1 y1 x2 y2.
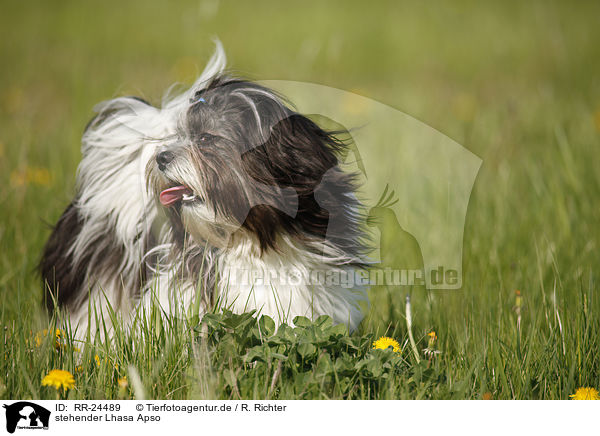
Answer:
1 0 600 400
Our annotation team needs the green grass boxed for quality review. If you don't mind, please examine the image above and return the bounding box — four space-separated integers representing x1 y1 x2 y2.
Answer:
1 0 600 400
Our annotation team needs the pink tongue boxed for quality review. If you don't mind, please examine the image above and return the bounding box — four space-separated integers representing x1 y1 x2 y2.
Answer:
159 185 192 207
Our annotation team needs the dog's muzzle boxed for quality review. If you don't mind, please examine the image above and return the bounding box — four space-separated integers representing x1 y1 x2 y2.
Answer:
156 151 174 171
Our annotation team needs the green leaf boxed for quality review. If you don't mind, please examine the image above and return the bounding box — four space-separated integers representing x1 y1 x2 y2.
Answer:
243 345 268 363
259 315 276 337
275 324 295 342
293 316 313 328
271 353 288 361
366 358 383 377
314 315 333 329
223 311 256 330
200 313 225 330
315 354 334 375
297 342 316 358
334 355 355 375
327 323 347 337
339 336 360 351
294 372 312 391
222 369 237 388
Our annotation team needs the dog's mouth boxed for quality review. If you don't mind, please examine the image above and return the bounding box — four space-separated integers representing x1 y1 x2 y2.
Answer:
159 185 203 207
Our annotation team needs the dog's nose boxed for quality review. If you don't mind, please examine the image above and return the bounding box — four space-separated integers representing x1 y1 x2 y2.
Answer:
156 151 175 167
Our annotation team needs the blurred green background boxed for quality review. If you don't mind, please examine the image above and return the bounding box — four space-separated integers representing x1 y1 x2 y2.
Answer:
1 0 599 399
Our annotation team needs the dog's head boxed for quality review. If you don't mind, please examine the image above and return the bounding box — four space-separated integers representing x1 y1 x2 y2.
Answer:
147 76 360 253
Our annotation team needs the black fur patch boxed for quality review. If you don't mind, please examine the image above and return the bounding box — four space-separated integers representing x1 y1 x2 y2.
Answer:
40 202 141 313
40 202 84 312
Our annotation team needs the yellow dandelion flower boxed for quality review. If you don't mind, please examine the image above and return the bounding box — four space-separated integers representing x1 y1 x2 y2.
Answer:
33 329 48 348
570 387 600 400
10 170 26 187
9 166 52 188
33 329 66 351
94 355 101 366
41 369 75 392
118 377 128 389
423 331 442 358
515 290 522 308
372 336 401 353
427 331 437 348
31 167 51 185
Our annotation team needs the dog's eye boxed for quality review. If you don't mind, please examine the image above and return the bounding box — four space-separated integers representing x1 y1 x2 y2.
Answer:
198 133 216 144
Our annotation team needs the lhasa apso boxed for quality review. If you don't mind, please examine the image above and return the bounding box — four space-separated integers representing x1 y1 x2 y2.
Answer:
41 43 369 340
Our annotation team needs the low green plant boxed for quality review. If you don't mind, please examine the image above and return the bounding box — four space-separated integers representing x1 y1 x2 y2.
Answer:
197 310 444 399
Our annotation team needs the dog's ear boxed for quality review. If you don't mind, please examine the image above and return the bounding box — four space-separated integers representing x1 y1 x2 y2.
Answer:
240 111 361 252
304 113 365 175
243 113 342 191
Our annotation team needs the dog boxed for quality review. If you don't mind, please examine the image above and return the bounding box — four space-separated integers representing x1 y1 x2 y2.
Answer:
40 42 369 341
